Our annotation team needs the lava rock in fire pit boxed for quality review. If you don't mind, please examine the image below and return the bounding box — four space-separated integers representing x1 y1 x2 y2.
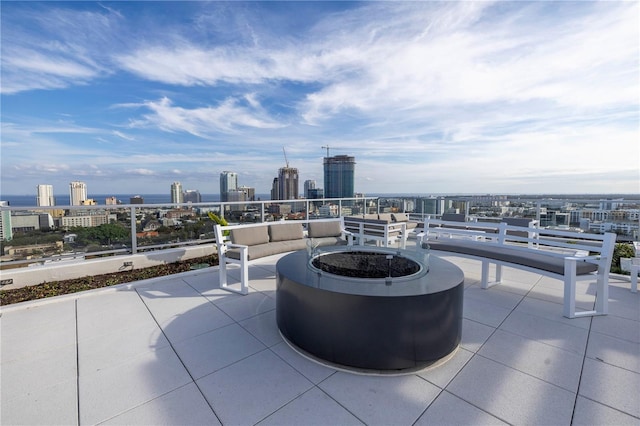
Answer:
311 251 420 278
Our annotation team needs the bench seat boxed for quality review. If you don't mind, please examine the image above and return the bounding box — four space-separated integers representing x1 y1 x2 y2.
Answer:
427 239 598 276
227 237 347 261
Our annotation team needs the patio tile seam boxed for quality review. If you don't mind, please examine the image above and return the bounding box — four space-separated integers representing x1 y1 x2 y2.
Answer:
470 351 582 395
416 388 512 426
500 308 594 339
489 326 591 361
462 285 523 330
237 322 283 349
133 289 223 425
252 384 367 426
311 385 369 426
575 395 640 421
93 382 198 426
191 346 276 385
413 366 461 419
218 304 277 324
583 354 640 378
588 328 640 346
266 340 340 385
601 311 640 324
569 315 594 426
134 290 239 345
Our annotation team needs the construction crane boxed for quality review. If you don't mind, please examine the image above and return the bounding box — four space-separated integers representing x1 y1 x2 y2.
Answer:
321 145 331 158
282 146 289 168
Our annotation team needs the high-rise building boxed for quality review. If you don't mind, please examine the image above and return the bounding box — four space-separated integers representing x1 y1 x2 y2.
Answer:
220 171 238 202
170 182 183 205
303 180 316 198
308 188 324 199
183 190 201 203
227 189 247 212
0 201 12 241
238 185 255 201
106 196 119 205
69 181 87 206
278 167 299 200
36 184 55 207
271 177 279 200
129 196 143 204
323 155 355 199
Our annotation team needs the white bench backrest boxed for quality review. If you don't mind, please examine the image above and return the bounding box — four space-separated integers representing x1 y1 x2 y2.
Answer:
424 218 616 263
214 217 346 247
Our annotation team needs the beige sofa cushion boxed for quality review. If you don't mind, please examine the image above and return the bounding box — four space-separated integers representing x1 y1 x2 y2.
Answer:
377 213 393 223
392 213 409 222
230 225 269 246
308 220 342 238
268 223 304 242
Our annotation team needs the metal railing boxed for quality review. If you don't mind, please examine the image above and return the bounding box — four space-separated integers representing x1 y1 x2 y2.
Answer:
0 197 381 268
2 195 638 268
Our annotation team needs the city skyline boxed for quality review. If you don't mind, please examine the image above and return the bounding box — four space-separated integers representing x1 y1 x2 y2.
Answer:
1 2 638 196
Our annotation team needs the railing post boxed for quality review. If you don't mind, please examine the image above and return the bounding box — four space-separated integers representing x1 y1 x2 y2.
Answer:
130 206 137 254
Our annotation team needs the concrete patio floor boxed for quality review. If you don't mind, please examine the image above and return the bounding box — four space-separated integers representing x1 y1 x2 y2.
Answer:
1 248 639 425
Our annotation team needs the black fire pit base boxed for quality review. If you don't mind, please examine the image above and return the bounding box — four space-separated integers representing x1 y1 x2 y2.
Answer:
276 248 464 372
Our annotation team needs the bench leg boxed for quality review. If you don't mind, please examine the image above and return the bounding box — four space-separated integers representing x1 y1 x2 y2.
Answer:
563 258 606 318
630 264 638 293
220 262 249 295
239 260 249 295
594 270 608 315
481 260 502 289
563 267 577 318
219 260 228 288
220 249 250 296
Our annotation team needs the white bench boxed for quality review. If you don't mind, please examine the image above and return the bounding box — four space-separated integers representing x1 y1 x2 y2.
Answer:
344 215 407 249
418 218 616 318
214 218 353 295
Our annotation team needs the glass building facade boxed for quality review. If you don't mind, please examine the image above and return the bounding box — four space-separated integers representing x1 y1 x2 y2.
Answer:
323 155 355 199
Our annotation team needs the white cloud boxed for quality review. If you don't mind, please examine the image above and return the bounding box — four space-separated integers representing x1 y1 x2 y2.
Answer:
128 96 286 135
300 1 639 124
127 168 156 176
1 1 638 195
0 5 120 93
112 131 135 141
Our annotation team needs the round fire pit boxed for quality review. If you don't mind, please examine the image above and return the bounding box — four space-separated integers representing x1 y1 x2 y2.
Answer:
276 246 464 372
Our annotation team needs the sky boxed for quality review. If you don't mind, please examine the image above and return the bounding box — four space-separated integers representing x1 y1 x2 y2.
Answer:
1 1 639 197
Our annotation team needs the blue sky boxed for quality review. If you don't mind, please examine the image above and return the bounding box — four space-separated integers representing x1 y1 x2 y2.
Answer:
1 1 638 197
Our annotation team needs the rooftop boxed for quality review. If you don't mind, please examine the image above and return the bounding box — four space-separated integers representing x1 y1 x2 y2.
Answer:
1 241 639 425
